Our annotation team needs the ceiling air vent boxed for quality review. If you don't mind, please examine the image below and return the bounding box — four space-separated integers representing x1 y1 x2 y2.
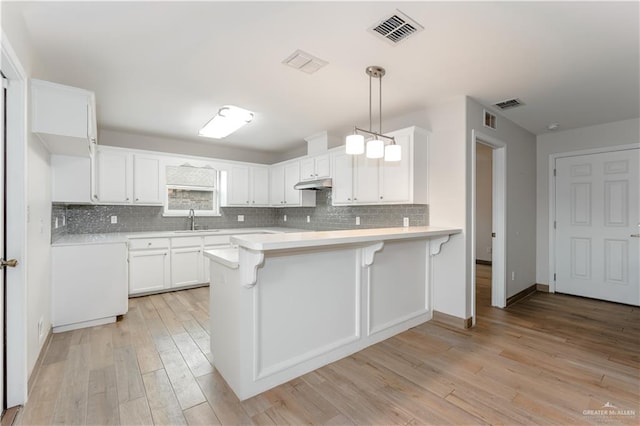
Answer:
494 98 524 110
282 50 328 74
369 10 424 45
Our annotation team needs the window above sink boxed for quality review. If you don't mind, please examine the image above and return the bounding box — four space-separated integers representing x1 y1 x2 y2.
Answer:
163 165 221 217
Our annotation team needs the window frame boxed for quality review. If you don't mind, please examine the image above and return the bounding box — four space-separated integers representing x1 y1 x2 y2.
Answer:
163 184 221 217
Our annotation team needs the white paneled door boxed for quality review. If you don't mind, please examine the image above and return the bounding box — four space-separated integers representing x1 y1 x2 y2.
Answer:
1 72 6 416
555 149 639 305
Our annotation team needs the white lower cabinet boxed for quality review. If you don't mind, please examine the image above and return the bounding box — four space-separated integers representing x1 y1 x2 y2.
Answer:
171 236 203 287
52 242 128 332
129 239 171 295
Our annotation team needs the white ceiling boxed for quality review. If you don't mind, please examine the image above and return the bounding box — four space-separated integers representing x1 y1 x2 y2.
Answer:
11 1 640 154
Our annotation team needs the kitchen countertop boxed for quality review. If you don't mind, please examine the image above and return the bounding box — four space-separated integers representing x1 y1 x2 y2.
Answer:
51 227 306 246
230 226 462 251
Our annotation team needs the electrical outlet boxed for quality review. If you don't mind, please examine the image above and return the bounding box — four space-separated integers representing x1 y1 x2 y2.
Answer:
38 317 44 342
237 215 245 222
355 216 360 225
283 214 287 222
306 215 310 223
55 217 59 229
403 217 409 227
111 215 118 224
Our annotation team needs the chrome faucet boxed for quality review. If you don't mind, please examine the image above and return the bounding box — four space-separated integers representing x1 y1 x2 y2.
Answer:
188 209 196 231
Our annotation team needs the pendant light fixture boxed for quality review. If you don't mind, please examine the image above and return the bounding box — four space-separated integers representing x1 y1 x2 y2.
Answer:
345 66 400 162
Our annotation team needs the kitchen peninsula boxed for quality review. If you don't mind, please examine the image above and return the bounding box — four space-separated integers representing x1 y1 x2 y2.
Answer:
204 226 460 400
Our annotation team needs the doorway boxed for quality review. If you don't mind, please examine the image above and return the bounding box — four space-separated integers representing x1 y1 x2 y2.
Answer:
471 130 507 321
0 70 5 418
475 142 493 307
1 36 28 408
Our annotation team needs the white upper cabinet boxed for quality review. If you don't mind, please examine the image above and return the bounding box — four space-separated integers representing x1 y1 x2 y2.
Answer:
225 165 270 206
133 155 163 205
300 154 330 181
331 126 429 206
51 155 93 203
31 79 97 157
270 161 316 207
94 147 165 205
332 152 354 204
95 147 132 204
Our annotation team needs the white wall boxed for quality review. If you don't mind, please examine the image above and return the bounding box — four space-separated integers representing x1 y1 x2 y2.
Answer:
536 118 640 284
475 143 492 262
26 136 52 375
425 97 468 319
100 128 282 164
466 98 537 305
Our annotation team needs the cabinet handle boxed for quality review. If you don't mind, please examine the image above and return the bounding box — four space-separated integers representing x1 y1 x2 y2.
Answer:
252 200 255 204
135 198 139 201
354 198 357 201
246 201 249 204
147 242 152 246
93 194 98 200
380 196 383 200
347 198 351 201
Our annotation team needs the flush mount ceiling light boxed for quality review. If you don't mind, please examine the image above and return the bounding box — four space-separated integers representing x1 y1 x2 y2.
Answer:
198 105 254 139
345 66 400 161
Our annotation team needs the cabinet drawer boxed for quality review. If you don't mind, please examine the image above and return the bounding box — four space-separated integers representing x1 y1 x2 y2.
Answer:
171 236 203 248
204 235 231 246
129 238 170 250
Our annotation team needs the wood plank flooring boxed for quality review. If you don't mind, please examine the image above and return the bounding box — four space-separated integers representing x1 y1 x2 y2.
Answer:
15 266 639 425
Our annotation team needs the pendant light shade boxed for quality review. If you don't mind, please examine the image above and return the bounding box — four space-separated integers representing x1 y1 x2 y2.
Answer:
366 139 384 159
384 144 402 162
345 66 400 162
346 134 365 154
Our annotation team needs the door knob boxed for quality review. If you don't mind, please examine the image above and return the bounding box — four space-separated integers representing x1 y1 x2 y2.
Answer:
0 258 18 269
631 234 640 238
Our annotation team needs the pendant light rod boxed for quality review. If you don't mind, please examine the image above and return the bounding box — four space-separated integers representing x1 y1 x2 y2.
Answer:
352 126 396 144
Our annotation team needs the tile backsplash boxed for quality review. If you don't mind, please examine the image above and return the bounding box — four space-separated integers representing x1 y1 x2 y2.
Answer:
52 190 428 239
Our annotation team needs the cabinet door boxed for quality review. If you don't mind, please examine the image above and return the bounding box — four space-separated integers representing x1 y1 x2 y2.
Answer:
227 166 250 205
96 148 132 203
51 155 92 203
251 167 270 205
134 155 163 204
332 152 354 204
31 80 89 140
300 158 316 181
284 162 301 205
354 155 379 203
379 133 411 203
315 154 331 178
129 249 170 295
269 165 285 206
171 247 203 287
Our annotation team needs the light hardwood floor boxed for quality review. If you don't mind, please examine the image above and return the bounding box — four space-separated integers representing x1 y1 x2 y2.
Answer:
15 267 639 425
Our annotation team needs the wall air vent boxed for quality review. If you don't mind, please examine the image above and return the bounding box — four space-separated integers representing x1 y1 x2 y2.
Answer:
282 50 328 74
369 10 424 45
484 109 497 130
494 98 524 110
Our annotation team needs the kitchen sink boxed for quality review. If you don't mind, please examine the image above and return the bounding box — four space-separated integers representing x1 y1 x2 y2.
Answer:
173 229 220 234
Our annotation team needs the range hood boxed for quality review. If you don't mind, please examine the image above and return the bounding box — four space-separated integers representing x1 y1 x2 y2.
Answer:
294 178 332 190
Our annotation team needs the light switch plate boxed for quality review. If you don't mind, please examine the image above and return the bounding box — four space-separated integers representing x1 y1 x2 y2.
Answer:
111 216 117 224
403 217 409 227
306 215 310 223
283 214 287 222
238 215 245 222
355 216 360 225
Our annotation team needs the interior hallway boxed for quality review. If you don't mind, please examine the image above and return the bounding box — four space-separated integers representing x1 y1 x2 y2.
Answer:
14 268 640 425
